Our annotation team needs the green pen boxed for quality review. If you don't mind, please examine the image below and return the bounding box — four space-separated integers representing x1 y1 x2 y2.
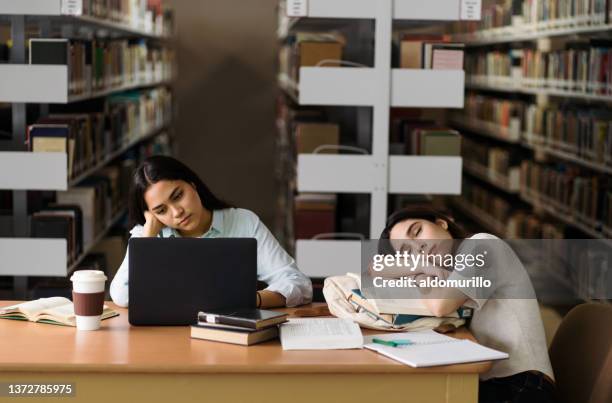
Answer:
372 338 414 347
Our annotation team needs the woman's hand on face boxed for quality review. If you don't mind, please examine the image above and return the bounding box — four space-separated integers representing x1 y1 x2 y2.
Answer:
143 211 164 237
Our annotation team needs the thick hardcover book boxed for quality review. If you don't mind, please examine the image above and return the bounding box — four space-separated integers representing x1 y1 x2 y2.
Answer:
190 324 279 346
29 39 69 65
197 309 288 330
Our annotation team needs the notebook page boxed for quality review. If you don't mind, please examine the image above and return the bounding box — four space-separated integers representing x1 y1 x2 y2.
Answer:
366 339 509 367
280 318 363 350
363 329 458 345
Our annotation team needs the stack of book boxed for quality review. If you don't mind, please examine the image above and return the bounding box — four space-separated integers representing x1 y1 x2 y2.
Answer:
349 288 473 327
190 309 288 346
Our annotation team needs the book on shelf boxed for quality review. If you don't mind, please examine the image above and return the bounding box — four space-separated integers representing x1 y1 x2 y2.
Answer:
294 193 337 240
0 297 118 327
295 123 340 154
56 187 97 248
31 214 76 263
27 124 76 177
279 33 345 83
399 34 449 69
31 205 84 263
409 128 461 156
197 308 288 330
429 43 465 70
398 35 464 70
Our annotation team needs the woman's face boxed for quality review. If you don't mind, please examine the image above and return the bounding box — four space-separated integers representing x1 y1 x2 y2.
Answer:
389 218 454 256
144 179 206 232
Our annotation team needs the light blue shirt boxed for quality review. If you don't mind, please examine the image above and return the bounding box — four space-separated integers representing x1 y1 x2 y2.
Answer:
110 208 313 307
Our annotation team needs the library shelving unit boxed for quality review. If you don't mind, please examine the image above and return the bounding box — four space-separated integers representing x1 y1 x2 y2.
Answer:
277 0 481 277
448 4 612 241
0 2 174 297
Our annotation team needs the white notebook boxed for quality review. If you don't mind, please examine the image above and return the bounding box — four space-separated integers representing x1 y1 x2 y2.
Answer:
280 318 363 350
364 330 508 367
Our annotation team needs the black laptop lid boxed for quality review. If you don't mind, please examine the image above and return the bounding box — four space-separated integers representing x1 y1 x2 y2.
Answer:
128 238 257 326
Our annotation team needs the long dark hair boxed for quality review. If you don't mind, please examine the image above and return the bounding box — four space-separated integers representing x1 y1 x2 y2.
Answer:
128 155 233 226
378 205 469 255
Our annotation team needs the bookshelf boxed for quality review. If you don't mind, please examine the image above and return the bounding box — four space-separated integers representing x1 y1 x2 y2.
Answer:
0 0 169 39
465 75 612 103
0 3 174 297
277 0 480 277
454 22 612 46
449 1 612 302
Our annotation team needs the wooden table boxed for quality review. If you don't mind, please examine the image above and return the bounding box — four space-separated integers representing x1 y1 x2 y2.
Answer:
0 302 491 403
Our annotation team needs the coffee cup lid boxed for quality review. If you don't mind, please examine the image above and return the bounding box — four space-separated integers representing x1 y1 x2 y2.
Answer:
70 270 107 282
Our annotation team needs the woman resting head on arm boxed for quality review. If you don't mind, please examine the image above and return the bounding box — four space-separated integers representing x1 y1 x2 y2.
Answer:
379 205 556 403
377 205 469 315
109 155 312 309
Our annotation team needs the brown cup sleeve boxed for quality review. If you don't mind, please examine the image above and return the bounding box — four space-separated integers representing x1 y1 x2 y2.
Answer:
72 291 105 316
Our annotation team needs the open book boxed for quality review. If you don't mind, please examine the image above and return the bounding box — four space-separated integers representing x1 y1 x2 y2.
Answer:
280 318 363 350
364 330 508 367
0 297 119 327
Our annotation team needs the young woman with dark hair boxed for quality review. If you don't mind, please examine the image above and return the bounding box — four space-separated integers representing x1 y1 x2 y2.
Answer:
378 205 556 403
110 155 312 309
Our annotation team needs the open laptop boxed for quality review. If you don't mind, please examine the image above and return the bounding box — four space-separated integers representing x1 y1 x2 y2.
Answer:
128 238 257 325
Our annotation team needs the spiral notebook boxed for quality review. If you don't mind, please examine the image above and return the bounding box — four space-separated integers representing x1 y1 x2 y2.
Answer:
364 330 508 367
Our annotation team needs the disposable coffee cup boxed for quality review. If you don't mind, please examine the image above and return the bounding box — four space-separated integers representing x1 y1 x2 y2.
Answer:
70 270 107 331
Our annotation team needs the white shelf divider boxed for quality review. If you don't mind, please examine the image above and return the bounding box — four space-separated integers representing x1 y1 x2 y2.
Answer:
0 65 68 103
298 67 377 106
0 152 67 191
0 64 170 104
283 0 466 22
0 238 67 276
296 239 362 278
393 0 461 20
306 0 376 19
389 156 463 194
391 69 465 108
0 0 61 15
297 154 377 193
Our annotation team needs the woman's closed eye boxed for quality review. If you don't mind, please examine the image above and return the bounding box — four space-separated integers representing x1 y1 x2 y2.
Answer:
172 191 183 201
